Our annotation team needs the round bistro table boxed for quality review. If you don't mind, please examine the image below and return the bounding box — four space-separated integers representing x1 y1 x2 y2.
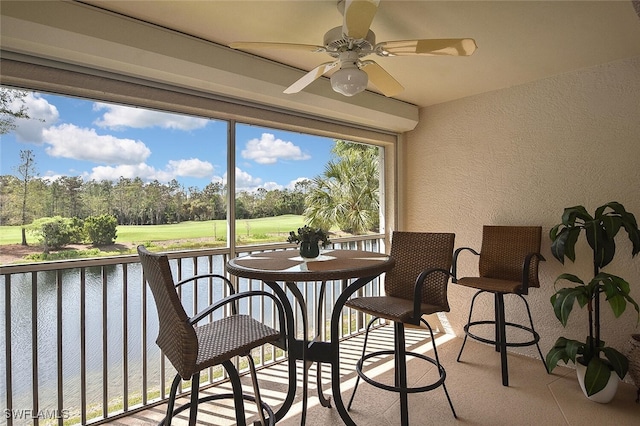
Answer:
226 248 394 426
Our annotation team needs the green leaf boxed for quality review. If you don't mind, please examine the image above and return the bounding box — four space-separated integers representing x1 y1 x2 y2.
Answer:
552 336 570 349
546 347 568 372
600 214 618 234
563 228 581 263
597 275 625 317
604 201 627 216
584 357 611 396
609 274 631 295
561 205 591 226
552 287 592 326
621 212 640 256
565 339 584 361
546 337 585 372
624 295 640 326
546 337 575 371
554 273 584 286
552 288 577 326
598 234 617 268
552 207 590 263
598 273 637 318
606 293 626 318
602 347 629 379
584 221 605 266
550 227 569 263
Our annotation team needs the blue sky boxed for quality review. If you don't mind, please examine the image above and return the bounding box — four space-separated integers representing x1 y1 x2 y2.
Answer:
0 90 335 192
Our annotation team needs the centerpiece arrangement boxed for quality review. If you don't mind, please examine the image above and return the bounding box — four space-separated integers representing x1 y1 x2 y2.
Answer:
546 201 640 403
287 225 331 259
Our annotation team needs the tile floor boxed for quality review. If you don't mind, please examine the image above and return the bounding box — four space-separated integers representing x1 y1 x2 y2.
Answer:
104 327 640 425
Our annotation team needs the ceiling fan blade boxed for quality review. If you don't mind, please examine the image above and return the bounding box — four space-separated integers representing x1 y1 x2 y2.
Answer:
361 61 404 97
378 38 477 56
229 42 326 53
283 61 339 94
342 0 380 40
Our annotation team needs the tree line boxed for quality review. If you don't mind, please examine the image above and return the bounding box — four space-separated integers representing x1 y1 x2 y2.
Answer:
0 168 311 227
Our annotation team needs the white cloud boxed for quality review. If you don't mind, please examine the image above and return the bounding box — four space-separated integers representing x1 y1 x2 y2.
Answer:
241 133 311 164
167 158 214 178
41 172 64 183
235 167 263 190
10 92 59 143
286 177 312 190
93 103 208 130
89 163 173 183
262 181 283 191
88 159 215 183
42 123 151 164
216 167 269 192
211 174 225 185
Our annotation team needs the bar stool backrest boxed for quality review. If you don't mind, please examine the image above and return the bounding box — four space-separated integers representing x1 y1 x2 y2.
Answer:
478 226 542 288
384 231 455 310
138 246 198 379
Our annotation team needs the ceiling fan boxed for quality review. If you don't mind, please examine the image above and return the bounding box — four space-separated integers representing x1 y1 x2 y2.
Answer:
229 0 477 97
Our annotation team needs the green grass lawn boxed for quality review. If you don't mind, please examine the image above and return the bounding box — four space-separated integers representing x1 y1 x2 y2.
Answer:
0 226 23 245
0 215 306 245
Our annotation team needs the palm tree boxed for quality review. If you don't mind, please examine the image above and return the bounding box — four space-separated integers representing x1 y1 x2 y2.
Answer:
305 140 379 234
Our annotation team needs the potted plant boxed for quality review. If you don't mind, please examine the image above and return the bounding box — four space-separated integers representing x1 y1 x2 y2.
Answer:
546 201 640 402
287 225 331 259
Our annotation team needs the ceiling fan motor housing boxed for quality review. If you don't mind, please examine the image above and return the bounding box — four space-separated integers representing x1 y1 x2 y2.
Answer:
323 26 376 58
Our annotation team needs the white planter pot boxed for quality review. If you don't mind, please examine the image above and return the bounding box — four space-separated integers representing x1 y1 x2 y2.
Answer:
575 362 619 403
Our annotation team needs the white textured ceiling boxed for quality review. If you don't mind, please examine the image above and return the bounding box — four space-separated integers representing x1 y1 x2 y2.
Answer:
82 0 640 108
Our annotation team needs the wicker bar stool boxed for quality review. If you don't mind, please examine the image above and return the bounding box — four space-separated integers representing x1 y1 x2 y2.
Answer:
137 246 287 426
345 232 457 426
452 225 548 386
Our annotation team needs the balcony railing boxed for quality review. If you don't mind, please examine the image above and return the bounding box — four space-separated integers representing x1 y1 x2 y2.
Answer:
0 236 384 425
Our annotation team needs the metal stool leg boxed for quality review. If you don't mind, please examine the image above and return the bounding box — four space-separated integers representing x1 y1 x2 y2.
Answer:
457 290 483 362
421 318 456 418
162 374 182 426
247 354 268 426
395 322 409 426
347 316 379 411
222 359 248 426
188 372 200 426
519 294 549 373
496 293 509 386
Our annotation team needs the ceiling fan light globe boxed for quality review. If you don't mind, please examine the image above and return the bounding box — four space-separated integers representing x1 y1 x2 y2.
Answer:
330 68 368 96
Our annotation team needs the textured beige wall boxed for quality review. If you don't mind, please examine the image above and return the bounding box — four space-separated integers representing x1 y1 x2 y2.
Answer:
403 55 640 370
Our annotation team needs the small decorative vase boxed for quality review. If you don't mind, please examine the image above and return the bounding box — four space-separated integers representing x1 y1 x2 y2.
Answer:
575 362 619 403
626 334 640 403
299 241 320 259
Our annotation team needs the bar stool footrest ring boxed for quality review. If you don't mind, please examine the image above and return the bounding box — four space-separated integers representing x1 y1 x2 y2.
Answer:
464 320 541 348
162 393 275 426
355 349 446 394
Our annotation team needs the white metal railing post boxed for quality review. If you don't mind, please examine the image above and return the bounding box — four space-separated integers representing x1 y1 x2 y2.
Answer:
5 275 12 426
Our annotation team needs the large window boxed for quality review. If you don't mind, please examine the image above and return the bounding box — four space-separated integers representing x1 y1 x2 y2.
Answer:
0 87 386 261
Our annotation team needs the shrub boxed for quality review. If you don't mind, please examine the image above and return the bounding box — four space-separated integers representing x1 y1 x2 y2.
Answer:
68 217 86 243
84 214 118 245
27 216 74 252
